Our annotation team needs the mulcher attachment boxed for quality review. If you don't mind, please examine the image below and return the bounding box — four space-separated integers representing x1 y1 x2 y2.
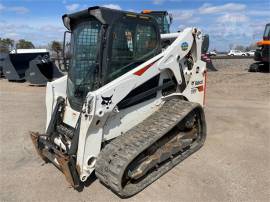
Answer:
25 56 64 85
95 98 207 198
3 52 49 81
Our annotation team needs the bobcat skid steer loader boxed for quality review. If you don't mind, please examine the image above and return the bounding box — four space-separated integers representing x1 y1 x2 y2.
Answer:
31 6 207 197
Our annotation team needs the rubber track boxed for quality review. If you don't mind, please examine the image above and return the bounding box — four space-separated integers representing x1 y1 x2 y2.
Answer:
95 98 206 197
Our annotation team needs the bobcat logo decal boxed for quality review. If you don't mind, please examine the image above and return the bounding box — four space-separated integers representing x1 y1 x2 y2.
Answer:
101 95 113 106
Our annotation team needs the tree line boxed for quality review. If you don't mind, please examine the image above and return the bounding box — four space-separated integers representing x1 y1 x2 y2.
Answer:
0 38 63 59
229 43 258 51
0 38 35 52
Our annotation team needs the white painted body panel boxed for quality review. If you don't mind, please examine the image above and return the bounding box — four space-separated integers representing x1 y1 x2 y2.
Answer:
62 106 80 128
45 75 67 130
10 49 48 54
161 32 180 39
103 97 163 141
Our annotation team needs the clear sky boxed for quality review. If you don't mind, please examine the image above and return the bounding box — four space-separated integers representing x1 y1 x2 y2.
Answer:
0 0 269 51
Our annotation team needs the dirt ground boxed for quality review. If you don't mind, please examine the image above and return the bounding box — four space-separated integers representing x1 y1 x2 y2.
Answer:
0 59 269 202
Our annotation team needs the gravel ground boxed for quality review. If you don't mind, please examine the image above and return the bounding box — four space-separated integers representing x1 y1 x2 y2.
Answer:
0 58 269 202
212 58 254 70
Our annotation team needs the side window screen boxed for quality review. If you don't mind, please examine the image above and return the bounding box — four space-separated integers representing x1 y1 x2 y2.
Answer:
107 19 159 83
69 21 101 85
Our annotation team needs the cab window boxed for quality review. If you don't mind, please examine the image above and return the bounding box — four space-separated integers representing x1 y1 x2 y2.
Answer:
106 18 159 83
264 24 270 38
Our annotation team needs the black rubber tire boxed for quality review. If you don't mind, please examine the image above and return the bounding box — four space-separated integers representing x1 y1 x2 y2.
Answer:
249 63 259 72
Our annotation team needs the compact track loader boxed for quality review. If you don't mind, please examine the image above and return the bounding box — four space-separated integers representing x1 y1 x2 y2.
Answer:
31 6 207 197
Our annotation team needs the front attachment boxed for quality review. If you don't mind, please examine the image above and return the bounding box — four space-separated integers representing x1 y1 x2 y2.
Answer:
30 96 80 188
30 132 80 188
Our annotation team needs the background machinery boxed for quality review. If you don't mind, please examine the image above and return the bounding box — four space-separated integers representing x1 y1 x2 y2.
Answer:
2 49 63 83
3 49 49 81
25 55 63 85
141 10 214 71
30 6 207 197
141 10 172 34
249 23 270 72
0 53 7 77
142 10 174 49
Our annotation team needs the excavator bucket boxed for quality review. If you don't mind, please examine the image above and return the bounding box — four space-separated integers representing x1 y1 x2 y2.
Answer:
3 52 49 81
25 56 64 85
0 53 7 78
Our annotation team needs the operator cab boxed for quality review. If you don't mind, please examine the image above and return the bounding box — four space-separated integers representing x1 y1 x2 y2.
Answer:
263 23 270 40
62 7 161 110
